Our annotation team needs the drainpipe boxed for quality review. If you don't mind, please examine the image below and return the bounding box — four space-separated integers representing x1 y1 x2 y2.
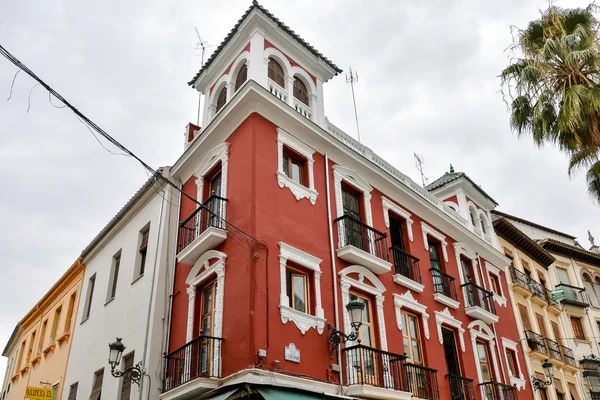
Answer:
139 182 167 400
477 253 508 385
325 154 343 385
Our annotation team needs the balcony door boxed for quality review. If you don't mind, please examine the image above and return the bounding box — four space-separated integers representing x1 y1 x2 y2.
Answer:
460 259 475 284
444 327 465 399
476 340 497 399
390 216 409 276
198 281 216 377
207 171 222 229
342 186 365 250
350 291 377 384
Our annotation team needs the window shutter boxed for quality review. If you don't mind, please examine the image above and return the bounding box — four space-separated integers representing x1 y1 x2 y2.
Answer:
68 383 78 400
140 231 149 249
119 352 134 400
89 369 103 400
518 304 532 331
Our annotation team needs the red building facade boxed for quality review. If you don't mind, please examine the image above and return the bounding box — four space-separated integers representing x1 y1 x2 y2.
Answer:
162 2 533 400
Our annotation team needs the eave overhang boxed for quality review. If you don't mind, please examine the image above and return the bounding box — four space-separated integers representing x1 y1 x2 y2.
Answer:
493 217 555 268
539 238 600 267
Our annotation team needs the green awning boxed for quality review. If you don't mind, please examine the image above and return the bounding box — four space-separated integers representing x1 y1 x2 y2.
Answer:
208 388 238 400
258 387 339 400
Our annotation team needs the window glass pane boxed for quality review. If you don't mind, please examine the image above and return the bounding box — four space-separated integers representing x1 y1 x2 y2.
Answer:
408 316 418 339
557 268 570 284
403 337 409 356
412 341 421 362
477 342 488 362
361 325 372 347
283 154 289 177
291 161 301 183
292 275 306 312
203 286 213 314
201 316 211 335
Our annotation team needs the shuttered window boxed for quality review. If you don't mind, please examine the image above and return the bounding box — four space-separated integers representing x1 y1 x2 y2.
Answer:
89 369 103 400
518 304 532 331
68 383 78 400
234 64 247 91
216 87 227 112
119 352 135 400
293 77 309 106
138 229 149 277
268 58 285 87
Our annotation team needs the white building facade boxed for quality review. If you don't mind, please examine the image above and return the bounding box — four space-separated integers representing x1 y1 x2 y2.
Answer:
61 169 176 400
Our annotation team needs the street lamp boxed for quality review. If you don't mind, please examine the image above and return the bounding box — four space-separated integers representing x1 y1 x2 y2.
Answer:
327 296 365 358
580 354 600 399
108 338 143 386
532 359 554 390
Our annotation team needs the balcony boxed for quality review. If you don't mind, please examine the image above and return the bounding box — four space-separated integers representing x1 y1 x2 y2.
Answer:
544 338 562 363
462 282 498 324
390 246 423 292
478 381 518 400
405 363 440 400
525 331 547 358
545 288 562 314
293 98 313 120
559 345 577 368
335 215 392 275
431 268 459 309
556 283 589 308
509 266 531 296
529 279 548 306
447 374 476 400
177 196 228 266
163 335 223 395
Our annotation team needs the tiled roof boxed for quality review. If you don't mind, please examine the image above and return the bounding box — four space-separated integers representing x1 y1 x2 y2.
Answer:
492 215 555 267
188 0 342 86
538 238 600 267
2 324 20 357
491 210 576 240
425 171 498 206
81 168 166 258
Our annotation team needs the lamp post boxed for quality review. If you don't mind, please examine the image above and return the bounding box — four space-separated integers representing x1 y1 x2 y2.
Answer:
531 359 554 391
327 296 365 359
580 354 600 399
108 338 143 387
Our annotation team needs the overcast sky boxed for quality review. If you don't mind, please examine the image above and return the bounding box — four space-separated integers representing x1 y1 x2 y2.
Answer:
1 0 598 374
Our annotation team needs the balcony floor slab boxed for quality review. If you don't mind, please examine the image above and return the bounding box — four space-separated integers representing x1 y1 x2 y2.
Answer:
337 245 392 275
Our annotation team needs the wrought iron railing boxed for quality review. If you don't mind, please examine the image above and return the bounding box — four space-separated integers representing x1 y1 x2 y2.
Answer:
405 363 439 400
529 279 547 302
545 338 562 361
525 331 547 355
509 266 530 292
177 195 228 253
556 283 589 307
462 282 496 314
335 215 388 261
163 335 224 392
430 268 458 300
559 345 577 366
390 246 421 284
447 374 476 400
478 381 518 400
342 344 407 391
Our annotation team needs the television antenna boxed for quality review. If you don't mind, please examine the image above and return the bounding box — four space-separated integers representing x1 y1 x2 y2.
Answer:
194 28 212 125
414 153 429 187
346 66 361 143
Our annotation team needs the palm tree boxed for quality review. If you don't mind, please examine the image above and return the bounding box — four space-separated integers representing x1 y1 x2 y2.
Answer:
500 4 600 201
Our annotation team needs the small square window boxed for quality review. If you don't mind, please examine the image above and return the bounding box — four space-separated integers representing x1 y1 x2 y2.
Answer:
286 266 310 314
505 348 518 377
571 317 585 340
282 148 306 186
489 274 501 295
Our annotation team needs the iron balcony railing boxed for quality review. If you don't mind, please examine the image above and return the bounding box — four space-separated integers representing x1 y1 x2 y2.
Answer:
406 363 440 400
335 215 388 261
430 268 458 300
342 344 407 391
509 266 530 292
525 331 547 355
462 282 496 314
509 267 553 304
177 195 228 253
559 345 577 366
478 382 518 400
447 374 476 400
163 335 224 392
556 283 589 308
545 338 562 361
529 279 547 302
390 246 421 284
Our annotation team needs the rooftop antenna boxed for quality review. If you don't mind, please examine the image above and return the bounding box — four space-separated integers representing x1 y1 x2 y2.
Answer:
414 153 429 187
194 28 212 125
346 66 361 142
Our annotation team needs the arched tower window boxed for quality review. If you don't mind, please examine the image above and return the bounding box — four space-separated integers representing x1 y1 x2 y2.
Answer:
293 77 309 106
235 63 247 91
583 273 600 308
268 58 285 87
216 87 227 112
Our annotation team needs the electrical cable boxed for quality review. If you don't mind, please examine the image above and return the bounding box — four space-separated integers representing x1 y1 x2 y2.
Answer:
0 43 260 246
6 69 20 101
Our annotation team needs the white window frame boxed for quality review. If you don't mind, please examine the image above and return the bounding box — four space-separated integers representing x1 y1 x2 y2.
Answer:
434 307 466 352
421 222 448 262
453 243 479 286
276 128 318 204
382 197 414 242
468 320 501 392
278 242 325 334
185 250 227 343
486 261 507 308
393 291 430 339
501 337 526 390
194 142 230 211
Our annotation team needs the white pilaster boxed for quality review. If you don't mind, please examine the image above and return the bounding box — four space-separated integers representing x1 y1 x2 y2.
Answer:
186 287 196 342
248 30 267 87
315 78 327 129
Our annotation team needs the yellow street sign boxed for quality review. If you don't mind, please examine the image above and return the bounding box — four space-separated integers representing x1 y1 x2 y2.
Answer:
25 386 53 400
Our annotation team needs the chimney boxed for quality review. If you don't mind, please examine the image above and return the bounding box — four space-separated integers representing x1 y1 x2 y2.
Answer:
184 123 201 147
589 231 600 254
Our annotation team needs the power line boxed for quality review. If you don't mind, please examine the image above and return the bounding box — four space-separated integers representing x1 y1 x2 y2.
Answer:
0 43 261 246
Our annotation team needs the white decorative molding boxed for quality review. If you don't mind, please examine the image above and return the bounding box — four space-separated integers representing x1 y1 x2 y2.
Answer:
339 266 388 351
493 294 507 308
276 128 318 204
434 308 466 352
194 142 230 219
278 242 324 334
332 165 373 222
392 274 424 293
444 201 459 212
185 250 227 342
502 338 526 390
382 197 413 242
469 320 501 394
393 292 430 339
421 222 448 262
433 293 460 309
